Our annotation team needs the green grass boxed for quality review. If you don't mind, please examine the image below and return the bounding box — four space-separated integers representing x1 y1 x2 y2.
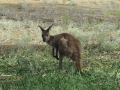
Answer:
0 45 120 90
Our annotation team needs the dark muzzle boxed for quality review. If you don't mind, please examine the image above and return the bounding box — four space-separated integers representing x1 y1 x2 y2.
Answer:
43 39 45 42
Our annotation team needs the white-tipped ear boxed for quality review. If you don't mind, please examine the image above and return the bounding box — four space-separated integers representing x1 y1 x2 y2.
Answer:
38 25 44 31
47 24 53 32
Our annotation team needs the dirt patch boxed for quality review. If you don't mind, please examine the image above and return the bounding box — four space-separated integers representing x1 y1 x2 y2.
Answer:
0 0 120 24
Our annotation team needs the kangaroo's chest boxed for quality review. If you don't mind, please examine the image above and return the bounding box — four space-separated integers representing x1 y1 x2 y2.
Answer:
48 40 59 48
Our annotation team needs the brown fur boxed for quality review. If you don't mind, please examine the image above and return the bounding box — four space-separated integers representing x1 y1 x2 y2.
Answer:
38 24 82 74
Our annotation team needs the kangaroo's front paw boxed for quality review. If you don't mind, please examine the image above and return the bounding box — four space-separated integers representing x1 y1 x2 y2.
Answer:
53 55 59 60
56 57 59 60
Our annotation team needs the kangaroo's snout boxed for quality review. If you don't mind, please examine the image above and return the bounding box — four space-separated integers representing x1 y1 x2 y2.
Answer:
43 39 45 42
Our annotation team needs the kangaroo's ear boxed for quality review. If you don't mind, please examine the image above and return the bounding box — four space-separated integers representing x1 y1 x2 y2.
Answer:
47 24 53 32
38 25 44 32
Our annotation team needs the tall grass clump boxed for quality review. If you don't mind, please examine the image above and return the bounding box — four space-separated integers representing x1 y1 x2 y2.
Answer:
19 1 30 10
62 14 71 29
69 0 78 5
62 0 67 4
116 10 120 19
18 1 35 13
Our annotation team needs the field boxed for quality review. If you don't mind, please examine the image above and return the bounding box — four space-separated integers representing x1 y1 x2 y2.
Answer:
0 0 120 90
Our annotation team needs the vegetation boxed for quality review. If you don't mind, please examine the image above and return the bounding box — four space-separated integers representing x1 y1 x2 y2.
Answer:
0 0 120 90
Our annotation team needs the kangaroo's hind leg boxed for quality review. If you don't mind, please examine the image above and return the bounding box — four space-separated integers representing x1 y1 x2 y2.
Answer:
75 58 82 74
73 53 82 74
58 55 63 69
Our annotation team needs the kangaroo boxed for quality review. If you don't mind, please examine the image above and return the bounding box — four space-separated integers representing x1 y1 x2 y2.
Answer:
38 24 82 74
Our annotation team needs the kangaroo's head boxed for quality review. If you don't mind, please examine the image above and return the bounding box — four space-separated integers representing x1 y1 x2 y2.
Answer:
38 24 53 42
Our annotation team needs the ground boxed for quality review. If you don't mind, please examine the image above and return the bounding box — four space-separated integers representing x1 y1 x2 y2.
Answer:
0 0 120 90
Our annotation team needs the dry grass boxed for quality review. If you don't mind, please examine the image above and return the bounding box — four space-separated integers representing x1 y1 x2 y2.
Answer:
0 0 120 7
0 0 120 47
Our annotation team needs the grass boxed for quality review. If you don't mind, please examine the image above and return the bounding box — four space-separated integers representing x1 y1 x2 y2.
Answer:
0 45 120 90
0 0 120 90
